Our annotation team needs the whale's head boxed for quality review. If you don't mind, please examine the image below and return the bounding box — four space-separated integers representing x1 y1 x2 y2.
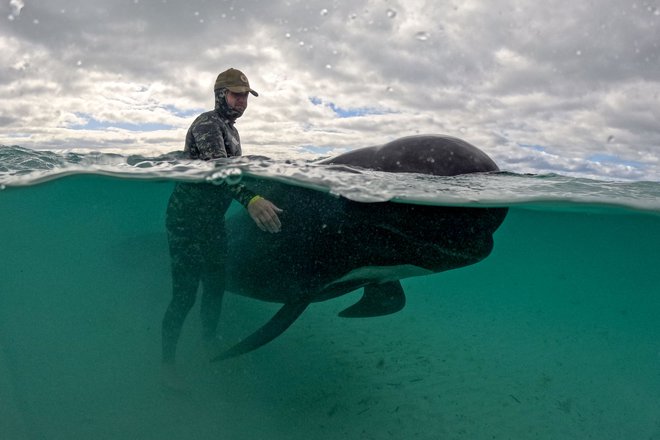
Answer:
344 200 506 274
322 134 507 274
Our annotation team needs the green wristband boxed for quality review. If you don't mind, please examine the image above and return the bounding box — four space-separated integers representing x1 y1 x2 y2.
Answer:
248 195 263 206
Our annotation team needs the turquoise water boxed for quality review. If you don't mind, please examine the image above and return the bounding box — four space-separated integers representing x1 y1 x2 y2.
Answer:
1 147 660 439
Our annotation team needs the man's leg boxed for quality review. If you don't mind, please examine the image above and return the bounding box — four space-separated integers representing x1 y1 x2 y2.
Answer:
200 271 225 357
199 224 228 356
162 265 199 364
200 271 225 341
161 215 201 391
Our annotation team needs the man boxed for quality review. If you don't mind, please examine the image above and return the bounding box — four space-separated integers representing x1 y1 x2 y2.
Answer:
161 68 282 389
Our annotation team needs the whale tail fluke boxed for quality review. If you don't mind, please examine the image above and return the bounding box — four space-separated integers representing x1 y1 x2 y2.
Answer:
338 281 406 318
210 301 309 361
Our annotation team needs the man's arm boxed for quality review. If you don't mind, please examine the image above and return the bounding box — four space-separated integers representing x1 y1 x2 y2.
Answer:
189 119 283 232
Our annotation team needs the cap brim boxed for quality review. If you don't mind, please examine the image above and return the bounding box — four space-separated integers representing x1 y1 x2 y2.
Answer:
227 86 259 97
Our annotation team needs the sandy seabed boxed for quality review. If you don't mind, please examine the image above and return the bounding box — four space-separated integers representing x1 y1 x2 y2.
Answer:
2 272 659 440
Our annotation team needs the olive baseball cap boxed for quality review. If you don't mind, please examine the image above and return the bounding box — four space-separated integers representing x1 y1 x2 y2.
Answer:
214 68 259 96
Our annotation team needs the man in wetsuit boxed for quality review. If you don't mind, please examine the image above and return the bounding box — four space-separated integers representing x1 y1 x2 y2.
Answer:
162 68 282 389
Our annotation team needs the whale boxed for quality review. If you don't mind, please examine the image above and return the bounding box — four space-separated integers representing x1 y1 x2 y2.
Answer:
214 134 507 360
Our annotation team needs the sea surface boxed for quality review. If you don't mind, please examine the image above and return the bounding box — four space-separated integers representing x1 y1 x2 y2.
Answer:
1 146 659 440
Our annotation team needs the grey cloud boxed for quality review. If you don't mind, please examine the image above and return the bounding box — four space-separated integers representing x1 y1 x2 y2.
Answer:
1 0 658 180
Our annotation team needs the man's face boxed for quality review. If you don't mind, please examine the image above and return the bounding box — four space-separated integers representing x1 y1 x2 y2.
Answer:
226 90 249 115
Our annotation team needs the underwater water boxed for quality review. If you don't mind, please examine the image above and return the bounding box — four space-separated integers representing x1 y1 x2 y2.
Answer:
1 147 660 440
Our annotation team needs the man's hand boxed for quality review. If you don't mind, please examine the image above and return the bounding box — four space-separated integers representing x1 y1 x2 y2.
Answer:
247 197 283 233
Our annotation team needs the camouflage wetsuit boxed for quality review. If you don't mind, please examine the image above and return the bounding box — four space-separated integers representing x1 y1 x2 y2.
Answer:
162 90 257 363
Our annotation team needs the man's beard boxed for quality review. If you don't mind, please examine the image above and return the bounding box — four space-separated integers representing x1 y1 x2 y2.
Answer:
215 90 244 120
229 106 245 118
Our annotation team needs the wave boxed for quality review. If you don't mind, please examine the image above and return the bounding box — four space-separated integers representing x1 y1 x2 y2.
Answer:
1 145 659 213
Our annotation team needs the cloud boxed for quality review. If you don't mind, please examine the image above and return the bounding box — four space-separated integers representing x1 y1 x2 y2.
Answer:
0 0 658 180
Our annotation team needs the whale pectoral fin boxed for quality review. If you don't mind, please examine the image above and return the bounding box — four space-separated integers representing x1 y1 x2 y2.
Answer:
211 301 309 362
338 281 406 318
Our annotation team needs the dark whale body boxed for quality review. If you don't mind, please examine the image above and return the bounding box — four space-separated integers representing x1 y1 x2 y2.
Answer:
215 135 507 360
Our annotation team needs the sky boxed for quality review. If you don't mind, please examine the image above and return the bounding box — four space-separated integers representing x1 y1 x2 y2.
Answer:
1 0 659 181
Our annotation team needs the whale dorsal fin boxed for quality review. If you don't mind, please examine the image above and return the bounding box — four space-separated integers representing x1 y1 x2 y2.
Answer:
211 301 309 361
338 281 406 318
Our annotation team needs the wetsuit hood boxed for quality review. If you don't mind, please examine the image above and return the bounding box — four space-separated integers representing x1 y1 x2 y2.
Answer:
215 89 244 122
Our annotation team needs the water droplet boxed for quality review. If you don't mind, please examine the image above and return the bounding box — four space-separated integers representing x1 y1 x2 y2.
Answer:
415 31 430 41
386 8 397 18
325 64 332 69
76 60 83 67
194 11 199 16
607 135 615 143
9 0 24 18
299 41 305 47
459 127 467 134
285 32 291 38
33 19 39 24
576 49 582 56
386 86 394 92
320 8 328 16
349 13 357 20
225 172 242 185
